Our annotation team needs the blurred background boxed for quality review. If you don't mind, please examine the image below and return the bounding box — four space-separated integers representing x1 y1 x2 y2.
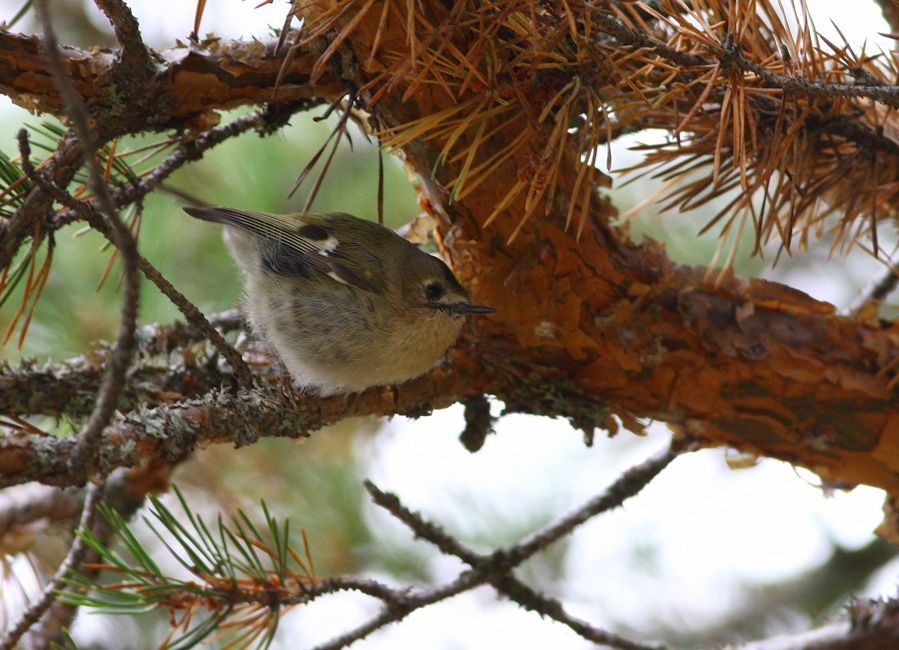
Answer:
1 1 897 648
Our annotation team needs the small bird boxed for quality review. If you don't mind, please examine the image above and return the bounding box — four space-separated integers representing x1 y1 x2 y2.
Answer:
184 207 494 395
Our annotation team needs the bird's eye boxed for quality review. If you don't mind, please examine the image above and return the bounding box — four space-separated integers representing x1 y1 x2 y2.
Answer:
424 282 445 301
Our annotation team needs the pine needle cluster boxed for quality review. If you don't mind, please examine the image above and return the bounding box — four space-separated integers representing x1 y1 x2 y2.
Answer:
296 0 899 254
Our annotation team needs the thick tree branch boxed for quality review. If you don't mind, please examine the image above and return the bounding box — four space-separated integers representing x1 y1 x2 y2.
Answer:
338 2 899 498
2 0 899 515
0 31 342 125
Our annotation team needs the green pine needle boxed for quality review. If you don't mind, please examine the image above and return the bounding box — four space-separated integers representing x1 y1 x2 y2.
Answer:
60 486 315 650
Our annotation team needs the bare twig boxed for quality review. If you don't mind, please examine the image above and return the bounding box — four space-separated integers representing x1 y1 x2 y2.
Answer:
502 444 679 563
0 481 103 650
369 443 678 567
33 0 140 482
308 568 505 650
338 447 677 650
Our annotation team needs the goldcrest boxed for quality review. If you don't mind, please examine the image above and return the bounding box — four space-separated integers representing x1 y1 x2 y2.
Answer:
184 207 493 395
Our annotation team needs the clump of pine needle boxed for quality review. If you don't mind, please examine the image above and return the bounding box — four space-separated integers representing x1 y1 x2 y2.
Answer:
64 489 319 650
288 0 899 255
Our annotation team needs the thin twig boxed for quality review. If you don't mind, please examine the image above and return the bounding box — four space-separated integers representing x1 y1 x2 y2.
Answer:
0 481 103 650
33 0 140 483
50 101 321 230
503 444 678 564
308 567 493 650
17 139 254 385
333 445 678 650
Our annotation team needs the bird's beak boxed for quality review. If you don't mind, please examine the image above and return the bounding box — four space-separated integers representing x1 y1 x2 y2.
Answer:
450 302 495 315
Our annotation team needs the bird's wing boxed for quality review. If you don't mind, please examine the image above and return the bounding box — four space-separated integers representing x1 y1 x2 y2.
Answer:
184 207 381 293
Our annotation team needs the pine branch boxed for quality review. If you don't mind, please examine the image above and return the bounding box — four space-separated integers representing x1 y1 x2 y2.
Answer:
590 11 899 109
0 353 490 487
62 456 674 650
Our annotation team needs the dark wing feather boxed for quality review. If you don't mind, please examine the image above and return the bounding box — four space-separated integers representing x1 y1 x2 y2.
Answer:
184 206 381 293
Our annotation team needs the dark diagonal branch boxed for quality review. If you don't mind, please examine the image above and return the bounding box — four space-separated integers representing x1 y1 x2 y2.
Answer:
316 451 677 650
33 0 140 481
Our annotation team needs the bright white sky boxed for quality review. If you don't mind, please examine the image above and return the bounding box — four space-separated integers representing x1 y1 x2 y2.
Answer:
1 1 897 648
